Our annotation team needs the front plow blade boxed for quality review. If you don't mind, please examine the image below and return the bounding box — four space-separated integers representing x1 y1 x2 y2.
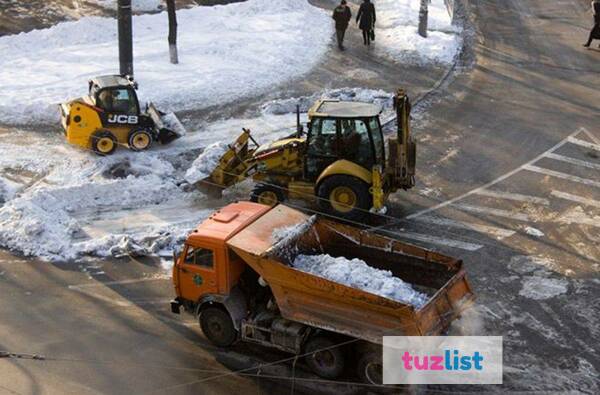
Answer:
148 102 186 145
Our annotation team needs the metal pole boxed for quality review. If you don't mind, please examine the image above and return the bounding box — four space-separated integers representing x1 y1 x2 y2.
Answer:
418 0 429 38
118 0 134 76
167 0 179 64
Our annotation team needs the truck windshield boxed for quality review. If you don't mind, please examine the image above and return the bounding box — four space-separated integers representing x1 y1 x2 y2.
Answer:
184 246 214 268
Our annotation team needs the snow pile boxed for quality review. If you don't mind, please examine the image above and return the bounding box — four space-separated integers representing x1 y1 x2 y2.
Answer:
272 216 316 246
524 226 545 238
184 142 228 184
0 177 21 204
292 254 428 307
261 88 394 115
519 276 568 300
375 0 461 64
94 0 164 12
0 0 332 124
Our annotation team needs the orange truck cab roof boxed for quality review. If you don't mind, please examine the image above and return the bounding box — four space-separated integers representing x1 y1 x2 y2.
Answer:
186 201 272 246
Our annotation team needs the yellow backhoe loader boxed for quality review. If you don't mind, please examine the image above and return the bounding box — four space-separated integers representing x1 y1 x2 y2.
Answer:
59 75 185 155
195 89 416 221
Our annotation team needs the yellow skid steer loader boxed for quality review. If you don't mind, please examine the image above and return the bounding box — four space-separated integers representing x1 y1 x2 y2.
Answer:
59 75 185 155
194 89 416 221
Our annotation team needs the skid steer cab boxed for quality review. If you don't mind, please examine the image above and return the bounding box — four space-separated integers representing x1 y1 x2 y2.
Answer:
59 75 185 155
194 89 417 221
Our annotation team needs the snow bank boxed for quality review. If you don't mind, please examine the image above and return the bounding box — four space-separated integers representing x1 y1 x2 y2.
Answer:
0 0 332 124
261 88 394 115
293 254 428 307
375 0 461 64
0 177 21 204
94 0 164 13
184 142 228 184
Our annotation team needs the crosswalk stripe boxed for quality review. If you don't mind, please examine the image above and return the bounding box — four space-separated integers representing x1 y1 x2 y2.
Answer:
544 152 600 170
567 136 600 152
524 164 600 188
551 190 600 208
474 189 550 205
415 216 516 239
451 203 531 221
394 232 483 251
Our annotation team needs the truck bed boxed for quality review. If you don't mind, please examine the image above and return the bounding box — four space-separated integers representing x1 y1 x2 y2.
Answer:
227 205 474 344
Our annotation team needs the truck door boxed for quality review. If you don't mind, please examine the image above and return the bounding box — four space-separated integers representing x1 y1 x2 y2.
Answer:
177 244 219 302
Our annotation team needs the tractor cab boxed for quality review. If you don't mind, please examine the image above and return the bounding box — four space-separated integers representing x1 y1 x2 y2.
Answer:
305 100 385 179
89 75 142 123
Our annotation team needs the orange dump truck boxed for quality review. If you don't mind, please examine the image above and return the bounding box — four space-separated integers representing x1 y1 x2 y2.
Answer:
170 202 474 384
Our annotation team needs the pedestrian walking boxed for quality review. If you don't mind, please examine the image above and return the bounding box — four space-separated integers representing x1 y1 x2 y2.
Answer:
583 0 600 48
332 0 352 50
356 0 376 46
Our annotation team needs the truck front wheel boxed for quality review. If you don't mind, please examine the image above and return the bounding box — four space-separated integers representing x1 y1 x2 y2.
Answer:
304 336 345 379
317 175 370 221
357 350 383 385
199 307 237 347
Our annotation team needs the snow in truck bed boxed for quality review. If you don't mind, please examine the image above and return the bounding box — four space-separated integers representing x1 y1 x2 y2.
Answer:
293 254 429 308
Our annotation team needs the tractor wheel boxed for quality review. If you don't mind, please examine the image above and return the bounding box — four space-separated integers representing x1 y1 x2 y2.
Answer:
90 130 118 156
199 307 238 347
317 175 370 221
250 184 285 206
304 335 346 379
128 129 153 151
356 350 383 385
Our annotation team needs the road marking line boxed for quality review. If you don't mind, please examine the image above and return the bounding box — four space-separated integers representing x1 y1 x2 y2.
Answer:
551 190 600 208
567 136 600 152
474 189 550 205
405 128 584 220
393 232 483 251
544 152 600 170
558 216 600 228
451 203 531 221
582 127 600 145
68 276 170 289
523 165 600 188
415 216 516 239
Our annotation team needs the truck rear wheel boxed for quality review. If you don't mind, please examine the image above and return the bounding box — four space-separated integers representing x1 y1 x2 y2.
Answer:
250 184 285 206
128 129 153 151
317 175 370 221
304 336 345 379
90 130 117 156
200 307 237 347
357 350 383 385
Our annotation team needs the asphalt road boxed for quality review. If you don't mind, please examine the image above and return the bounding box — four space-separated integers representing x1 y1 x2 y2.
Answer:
1 0 599 394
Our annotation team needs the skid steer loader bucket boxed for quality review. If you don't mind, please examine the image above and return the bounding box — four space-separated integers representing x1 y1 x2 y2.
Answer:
148 103 186 144
195 129 260 197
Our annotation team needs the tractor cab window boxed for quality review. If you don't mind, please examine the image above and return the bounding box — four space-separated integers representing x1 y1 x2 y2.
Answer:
97 88 138 114
368 117 385 164
184 246 214 269
340 119 374 170
305 117 340 178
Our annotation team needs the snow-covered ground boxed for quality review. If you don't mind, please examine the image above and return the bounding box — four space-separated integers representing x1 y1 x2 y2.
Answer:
293 254 429 307
94 0 164 13
375 0 461 64
0 0 332 124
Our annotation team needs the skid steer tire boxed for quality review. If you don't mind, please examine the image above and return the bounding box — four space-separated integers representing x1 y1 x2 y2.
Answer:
128 129 153 151
200 307 237 347
91 130 118 156
250 184 285 206
304 336 346 379
317 175 370 221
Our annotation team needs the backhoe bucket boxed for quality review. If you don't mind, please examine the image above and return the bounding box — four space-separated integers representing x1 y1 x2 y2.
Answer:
148 102 186 145
194 129 259 195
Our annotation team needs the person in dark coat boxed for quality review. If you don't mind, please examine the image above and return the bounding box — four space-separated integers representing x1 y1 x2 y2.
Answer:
332 0 352 50
356 0 376 46
583 0 600 48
